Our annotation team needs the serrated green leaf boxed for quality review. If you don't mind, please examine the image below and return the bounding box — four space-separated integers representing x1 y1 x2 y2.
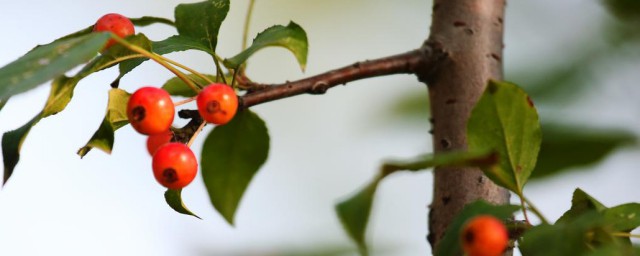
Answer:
0 33 109 99
532 124 636 179
602 203 640 232
467 80 542 194
336 150 497 255
164 189 201 219
162 74 217 97
175 0 229 52
201 110 269 225
557 188 607 224
130 16 175 27
77 89 131 157
336 179 379 256
224 22 309 71
435 201 519 256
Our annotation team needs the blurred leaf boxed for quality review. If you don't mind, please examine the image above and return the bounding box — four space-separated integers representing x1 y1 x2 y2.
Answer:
519 212 606 256
162 74 217 97
602 0 640 22
164 189 201 219
386 90 430 120
0 97 8 112
468 80 541 194
175 0 229 52
77 89 131 157
435 201 519 256
130 16 175 27
336 179 378 256
224 22 309 71
0 33 109 99
337 150 497 255
557 188 607 224
201 110 269 225
2 34 150 184
2 116 39 184
602 203 640 232
532 124 636 179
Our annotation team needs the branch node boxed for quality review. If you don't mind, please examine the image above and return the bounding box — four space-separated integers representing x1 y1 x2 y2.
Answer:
310 81 330 94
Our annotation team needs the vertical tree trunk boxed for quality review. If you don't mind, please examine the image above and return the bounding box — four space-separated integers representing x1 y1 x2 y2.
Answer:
421 0 509 252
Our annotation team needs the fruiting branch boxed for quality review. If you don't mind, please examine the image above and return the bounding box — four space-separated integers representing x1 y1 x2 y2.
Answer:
239 45 444 108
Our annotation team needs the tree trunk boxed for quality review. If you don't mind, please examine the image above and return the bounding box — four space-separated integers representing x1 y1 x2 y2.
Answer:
421 0 510 252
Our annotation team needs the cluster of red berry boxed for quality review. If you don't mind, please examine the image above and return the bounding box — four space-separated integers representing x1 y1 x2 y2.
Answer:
460 215 509 256
93 13 239 190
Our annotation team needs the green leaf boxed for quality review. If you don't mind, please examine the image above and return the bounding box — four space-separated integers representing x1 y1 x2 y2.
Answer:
336 179 379 256
201 110 269 225
2 116 39 184
467 80 542 194
435 201 519 256
175 0 229 52
557 188 607 224
603 0 640 22
162 74 217 97
0 33 109 99
164 189 201 219
531 124 636 179
336 150 497 255
0 97 8 112
130 16 175 27
519 212 605 256
602 203 640 232
224 22 309 71
77 89 131 157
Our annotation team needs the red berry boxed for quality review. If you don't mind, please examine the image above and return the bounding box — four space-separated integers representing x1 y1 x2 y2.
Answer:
152 143 198 189
93 13 135 49
461 215 509 256
196 84 238 125
127 87 175 135
146 130 173 156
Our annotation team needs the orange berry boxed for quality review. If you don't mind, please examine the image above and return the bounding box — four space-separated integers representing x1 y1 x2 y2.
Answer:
151 143 198 189
127 87 175 135
461 215 508 256
196 83 238 125
146 130 173 156
93 13 135 49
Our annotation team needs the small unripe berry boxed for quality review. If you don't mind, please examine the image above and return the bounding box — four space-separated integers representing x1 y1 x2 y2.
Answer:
127 87 175 135
152 143 198 189
93 13 135 49
146 130 173 156
196 83 238 125
461 215 508 256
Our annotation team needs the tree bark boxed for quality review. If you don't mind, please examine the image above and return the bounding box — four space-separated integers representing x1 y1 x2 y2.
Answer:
421 0 510 253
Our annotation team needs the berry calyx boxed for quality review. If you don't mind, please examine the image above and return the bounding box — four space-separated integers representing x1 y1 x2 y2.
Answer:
461 215 509 256
93 13 135 49
196 83 238 125
127 87 175 135
146 130 174 156
152 143 198 189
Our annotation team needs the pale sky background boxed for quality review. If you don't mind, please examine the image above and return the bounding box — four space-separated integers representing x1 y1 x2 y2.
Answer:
0 0 639 255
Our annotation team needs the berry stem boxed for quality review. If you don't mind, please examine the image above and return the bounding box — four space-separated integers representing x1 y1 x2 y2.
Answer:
97 54 147 70
109 34 200 93
518 194 531 225
521 194 549 224
156 54 214 86
186 121 206 147
612 232 640 239
174 97 197 107
211 55 228 85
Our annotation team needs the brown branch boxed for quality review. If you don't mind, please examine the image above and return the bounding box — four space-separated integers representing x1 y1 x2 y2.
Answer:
239 45 443 108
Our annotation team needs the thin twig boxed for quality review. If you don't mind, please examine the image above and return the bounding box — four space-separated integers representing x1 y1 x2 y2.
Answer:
240 45 442 108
